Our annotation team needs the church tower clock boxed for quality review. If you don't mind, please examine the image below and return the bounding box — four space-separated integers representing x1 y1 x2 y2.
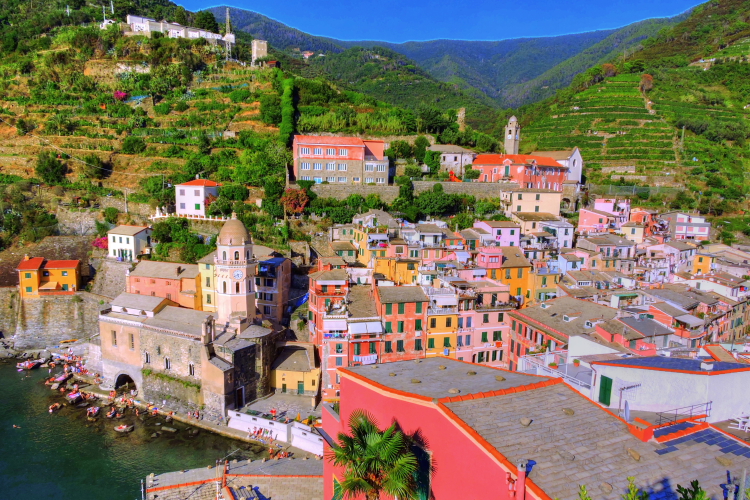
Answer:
215 213 256 326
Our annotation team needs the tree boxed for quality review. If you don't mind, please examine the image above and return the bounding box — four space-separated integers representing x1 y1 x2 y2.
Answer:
464 167 480 180
602 63 617 77
35 151 67 184
81 154 111 179
676 480 709 500
121 136 147 154
327 410 419 500
103 207 119 225
280 188 310 214
413 136 430 162
174 6 188 26
423 150 441 176
387 140 413 159
220 184 249 201
193 11 219 33
640 74 654 93
259 93 282 125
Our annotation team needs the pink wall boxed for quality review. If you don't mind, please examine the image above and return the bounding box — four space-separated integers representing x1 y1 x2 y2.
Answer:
577 208 611 233
325 375 520 500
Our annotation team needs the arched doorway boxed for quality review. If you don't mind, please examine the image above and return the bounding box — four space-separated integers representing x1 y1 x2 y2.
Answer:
114 373 136 393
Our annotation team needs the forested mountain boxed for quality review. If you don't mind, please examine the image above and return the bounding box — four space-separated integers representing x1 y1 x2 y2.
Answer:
211 5 686 108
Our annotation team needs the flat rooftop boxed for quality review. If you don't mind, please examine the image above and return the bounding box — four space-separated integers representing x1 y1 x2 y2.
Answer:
345 357 547 400
591 356 750 374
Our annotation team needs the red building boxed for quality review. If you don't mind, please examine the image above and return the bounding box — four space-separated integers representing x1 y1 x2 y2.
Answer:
126 260 202 310
373 286 428 363
472 154 568 191
291 135 388 185
323 357 750 500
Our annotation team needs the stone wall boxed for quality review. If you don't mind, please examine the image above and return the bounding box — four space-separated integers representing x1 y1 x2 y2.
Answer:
99 197 153 218
141 370 204 409
310 184 400 203
6 291 104 350
310 181 521 203
601 165 636 174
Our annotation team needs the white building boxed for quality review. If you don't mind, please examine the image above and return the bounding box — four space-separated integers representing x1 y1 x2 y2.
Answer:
175 179 220 217
530 147 584 184
107 225 152 261
589 356 750 423
539 219 575 249
122 15 234 45
426 145 476 176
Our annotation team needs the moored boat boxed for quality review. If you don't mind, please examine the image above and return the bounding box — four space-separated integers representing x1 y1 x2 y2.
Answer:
16 360 41 370
114 424 134 433
67 392 83 404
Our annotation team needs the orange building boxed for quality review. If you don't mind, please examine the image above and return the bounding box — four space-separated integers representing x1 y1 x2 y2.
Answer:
16 256 81 298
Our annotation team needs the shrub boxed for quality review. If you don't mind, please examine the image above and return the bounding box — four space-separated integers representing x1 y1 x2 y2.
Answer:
153 102 172 115
121 136 147 154
103 207 119 224
35 151 67 184
174 101 189 112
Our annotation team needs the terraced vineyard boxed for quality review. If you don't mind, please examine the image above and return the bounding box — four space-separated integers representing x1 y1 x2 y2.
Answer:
522 75 679 184
712 37 750 59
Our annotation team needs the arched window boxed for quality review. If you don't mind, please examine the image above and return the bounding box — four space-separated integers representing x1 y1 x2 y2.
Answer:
222 251 227 260
223 281 227 294
234 251 240 260
165 358 171 370
236 282 240 293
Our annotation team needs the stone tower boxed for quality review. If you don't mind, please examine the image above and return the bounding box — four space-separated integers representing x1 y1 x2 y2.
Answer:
215 214 256 327
504 115 520 155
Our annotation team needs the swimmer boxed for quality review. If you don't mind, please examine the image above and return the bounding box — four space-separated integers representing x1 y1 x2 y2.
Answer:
12 425 20 429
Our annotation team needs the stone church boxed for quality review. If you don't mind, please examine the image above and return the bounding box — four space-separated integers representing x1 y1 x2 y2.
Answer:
98 215 284 418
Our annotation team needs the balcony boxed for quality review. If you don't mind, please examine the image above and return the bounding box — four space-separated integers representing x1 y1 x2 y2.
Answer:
215 259 247 266
428 306 458 315
352 354 378 365
474 301 516 312
518 353 592 391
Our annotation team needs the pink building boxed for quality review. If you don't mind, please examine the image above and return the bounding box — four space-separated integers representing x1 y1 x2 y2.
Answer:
175 179 220 217
292 135 389 185
473 221 521 247
578 198 631 234
471 154 568 191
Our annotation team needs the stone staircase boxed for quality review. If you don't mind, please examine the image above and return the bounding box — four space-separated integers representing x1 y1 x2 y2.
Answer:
90 259 132 299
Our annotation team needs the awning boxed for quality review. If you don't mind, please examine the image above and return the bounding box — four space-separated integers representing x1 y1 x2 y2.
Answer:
434 296 458 307
39 282 59 290
348 322 383 334
349 323 367 334
366 322 383 333
455 251 470 262
472 269 486 276
323 319 347 331
615 293 638 298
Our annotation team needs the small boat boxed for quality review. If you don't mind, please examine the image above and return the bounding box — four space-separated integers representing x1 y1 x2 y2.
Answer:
106 408 117 419
87 406 101 417
17 360 41 370
114 424 134 433
54 373 71 383
67 392 83 404
49 403 61 413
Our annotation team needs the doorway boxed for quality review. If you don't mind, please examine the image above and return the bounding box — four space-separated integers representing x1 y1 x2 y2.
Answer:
235 386 245 408
281 384 287 393
297 381 305 395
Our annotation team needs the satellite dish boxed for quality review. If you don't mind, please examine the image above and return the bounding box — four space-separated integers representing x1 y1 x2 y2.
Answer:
624 400 631 423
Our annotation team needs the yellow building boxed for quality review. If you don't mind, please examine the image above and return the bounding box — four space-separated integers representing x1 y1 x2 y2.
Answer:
17 256 81 298
621 222 646 244
425 312 458 358
693 253 714 275
511 212 561 234
496 247 534 304
530 271 560 305
508 189 562 217
197 252 217 312
374 257 420 285
270 345 321 397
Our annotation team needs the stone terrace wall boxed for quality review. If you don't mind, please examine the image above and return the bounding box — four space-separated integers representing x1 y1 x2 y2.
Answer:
0 290 104 349
310 181 520 203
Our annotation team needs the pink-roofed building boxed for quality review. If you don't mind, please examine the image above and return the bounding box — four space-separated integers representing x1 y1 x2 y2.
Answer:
175 179 219 217
578 198 631 234
473 221 521 247
471 154 568 191
292 135 389 185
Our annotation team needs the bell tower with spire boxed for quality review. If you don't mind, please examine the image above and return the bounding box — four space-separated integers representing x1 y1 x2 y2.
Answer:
214 213 256 327
504 116 520 155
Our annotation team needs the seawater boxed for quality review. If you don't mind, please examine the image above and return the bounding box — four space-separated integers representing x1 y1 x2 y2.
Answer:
0 362 267 500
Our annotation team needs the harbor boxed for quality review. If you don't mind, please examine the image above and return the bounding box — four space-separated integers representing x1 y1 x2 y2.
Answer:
0 361 273 500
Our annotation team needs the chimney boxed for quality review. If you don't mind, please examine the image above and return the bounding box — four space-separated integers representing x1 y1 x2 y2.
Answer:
176 265 182 275
23 255 29 261
515 459 528 499
701 360 714 371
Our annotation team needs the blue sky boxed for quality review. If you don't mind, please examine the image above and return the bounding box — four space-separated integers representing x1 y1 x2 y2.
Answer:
178 0 700 42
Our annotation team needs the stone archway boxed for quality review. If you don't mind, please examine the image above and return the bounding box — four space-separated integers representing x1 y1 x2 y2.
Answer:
114 373 136 393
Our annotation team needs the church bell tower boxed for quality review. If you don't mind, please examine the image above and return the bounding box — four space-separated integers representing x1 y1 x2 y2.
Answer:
215 214 256 327
504 116 520 155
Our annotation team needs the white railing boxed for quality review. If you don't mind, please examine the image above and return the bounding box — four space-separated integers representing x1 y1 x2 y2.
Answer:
428 307 458 315
519 354 591 390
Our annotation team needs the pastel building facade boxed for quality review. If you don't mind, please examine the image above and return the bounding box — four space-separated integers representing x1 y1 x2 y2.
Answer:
292 136 389 185
108 225 152 262
175 179 220 217
16 257 81 298
472 154 568 191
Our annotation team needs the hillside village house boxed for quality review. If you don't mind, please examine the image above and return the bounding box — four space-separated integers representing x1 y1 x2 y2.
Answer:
661 211 712 241
531 147 584 183
426 144 476 176
506 188 562 217
122 15 235 46
175 179 220 218
107 225 152 262
126 260 202 310
472 154 568 191
292 136 389 185
16 256 81 298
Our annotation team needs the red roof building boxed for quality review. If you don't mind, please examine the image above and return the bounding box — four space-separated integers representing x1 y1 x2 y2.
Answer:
292 135 389 186
16 256 81 298
472 154 567 191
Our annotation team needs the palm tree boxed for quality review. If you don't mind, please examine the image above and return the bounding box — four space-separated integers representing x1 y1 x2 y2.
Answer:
327 410 420 500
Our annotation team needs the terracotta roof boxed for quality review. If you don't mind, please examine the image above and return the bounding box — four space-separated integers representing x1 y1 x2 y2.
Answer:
108 225 151 236
293 135 368 147
16 257 45 271
473 154 566 168
43 260 81 269
17 257 80 271
178 179 219 187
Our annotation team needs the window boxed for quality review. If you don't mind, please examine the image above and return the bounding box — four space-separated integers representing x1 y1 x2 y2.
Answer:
385 341 393 353
385 303 392 315
492 350 498 361
313 163 323 170
300 147 310 155
498 312 504 322
327 177 336 182
179 189 185 196
327 148 335 155
313 147 322 155
482 331 488 343
338 164 347 171
179 203 186 209
335 357 343 367
430 318 436 329
517 205 521 212
195 203 201 210
111 330 117 346
415 319 423 331
415 339 423 350
165 358 171 370
365 164 374 172
397 340 404 352
518 194 523 200
385 322 393 333
129 333 134 350
416 303 423 314
398 321 404 333
353 177 360 182
339 149 347 156
478 352 485 363
428 338 435 349
493 331 502 341
24 272 31 279
398 303 405 314
206 295 211 304
443 337 451 347
335 343 343 354
535 194 540 200
365 177 374 184
301 162 311 170
144 352 150 364
376 165 386 172
505 269 511 279
301 176 311 181
369 342 377 354
354 343 361 355
457 335 463 347
338 177 347 183
445 317 452 328
327 163 336 171
534 206 540 212
483 313 489 324
466 334 471 345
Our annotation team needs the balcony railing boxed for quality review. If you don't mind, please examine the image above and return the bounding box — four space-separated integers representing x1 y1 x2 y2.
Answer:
519 354 591 390
428 306 458 315
474 302 516 311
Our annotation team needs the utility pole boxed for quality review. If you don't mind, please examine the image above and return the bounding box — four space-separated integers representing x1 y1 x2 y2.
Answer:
102 4 106 23
66 5 70 17
110 0 114 15
225 7 231 61
680 125 685 150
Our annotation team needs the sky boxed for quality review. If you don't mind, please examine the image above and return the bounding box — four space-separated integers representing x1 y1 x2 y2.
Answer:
178 0 701 43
